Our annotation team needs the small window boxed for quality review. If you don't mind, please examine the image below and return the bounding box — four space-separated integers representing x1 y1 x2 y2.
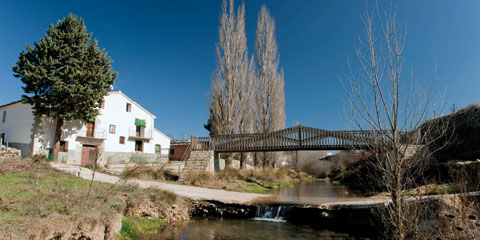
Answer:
109 124 116 134
2 111 6 123
100 100 105 109
119 136 125 144
170 149 175 155
135 140 143 152
155 144 161 153
126 103 132 112
59 141 68 152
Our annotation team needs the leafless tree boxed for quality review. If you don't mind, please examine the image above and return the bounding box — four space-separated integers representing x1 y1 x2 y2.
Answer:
343 6 452 239
209 0 252 168
254 5 286 168
87 144 104 200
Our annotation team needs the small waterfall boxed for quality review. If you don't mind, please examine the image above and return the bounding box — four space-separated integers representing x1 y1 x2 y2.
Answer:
254 205 290 222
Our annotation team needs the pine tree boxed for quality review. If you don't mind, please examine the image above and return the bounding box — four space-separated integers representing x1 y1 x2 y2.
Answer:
13 13 117 158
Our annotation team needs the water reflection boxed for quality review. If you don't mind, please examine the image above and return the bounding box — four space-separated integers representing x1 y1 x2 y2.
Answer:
271 181 358 204
166 219 353 240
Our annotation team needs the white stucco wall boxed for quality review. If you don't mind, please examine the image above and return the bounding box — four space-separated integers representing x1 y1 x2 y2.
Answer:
0 102 35 144
152 128 171 155
1 91 171 164
98 92 156 154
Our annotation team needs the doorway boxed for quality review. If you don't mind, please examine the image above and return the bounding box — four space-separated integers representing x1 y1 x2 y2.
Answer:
86 122 95 138
81 145 97 166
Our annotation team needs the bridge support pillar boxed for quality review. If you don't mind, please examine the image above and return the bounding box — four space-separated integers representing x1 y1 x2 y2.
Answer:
213 151 220 173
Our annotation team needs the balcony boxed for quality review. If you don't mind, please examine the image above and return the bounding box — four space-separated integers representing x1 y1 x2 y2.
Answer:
128 126 152 140
77 129 106 140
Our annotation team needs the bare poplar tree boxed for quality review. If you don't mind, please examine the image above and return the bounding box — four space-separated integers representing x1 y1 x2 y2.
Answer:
209 0 251 168
254 5 286 168
343 7 452 239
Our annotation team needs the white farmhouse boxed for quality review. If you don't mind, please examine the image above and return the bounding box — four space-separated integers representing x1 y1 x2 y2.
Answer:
0 91 171 166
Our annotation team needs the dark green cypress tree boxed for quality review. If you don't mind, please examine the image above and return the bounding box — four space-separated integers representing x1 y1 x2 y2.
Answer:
13 13 117 158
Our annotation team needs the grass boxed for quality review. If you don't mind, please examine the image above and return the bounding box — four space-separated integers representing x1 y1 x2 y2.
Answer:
119 217 166 239
0 157 186 237
0 161 117 232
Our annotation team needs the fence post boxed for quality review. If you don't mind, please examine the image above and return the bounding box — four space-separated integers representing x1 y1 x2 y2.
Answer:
298 125 302 148
214 151 220 173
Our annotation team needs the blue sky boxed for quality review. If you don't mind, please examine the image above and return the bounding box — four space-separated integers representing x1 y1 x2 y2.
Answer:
0 0 479 139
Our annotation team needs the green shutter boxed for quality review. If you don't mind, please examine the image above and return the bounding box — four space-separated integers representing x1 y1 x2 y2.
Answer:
87 118 95 123
135 118 146 127
155 145 160 153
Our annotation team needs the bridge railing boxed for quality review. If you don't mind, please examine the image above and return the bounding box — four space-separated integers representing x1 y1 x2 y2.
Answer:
192 126 410 153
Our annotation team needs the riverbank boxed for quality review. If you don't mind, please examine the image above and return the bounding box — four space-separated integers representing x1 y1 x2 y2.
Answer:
123 165 310 194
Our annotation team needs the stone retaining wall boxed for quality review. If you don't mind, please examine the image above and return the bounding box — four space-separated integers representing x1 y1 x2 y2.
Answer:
180 150 214 179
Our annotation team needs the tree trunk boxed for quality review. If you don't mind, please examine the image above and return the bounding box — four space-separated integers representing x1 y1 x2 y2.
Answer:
224 153 232 169
52 117 64 161
240 152 246 169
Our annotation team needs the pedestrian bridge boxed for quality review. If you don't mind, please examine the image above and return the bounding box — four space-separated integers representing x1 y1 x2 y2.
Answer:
192 125 391 153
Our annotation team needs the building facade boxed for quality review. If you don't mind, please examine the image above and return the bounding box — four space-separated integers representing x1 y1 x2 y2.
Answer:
0 91 170 166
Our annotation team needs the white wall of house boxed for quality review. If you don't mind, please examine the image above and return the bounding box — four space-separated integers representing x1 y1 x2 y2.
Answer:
0 102 35 156
0 102 33 144
152 128 171 155
0 91 171 165
100 92 155 153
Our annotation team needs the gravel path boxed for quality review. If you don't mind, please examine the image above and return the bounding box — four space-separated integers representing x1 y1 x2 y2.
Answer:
51 163 264 204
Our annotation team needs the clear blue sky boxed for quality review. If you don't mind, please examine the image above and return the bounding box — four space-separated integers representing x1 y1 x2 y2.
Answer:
0 0 479 139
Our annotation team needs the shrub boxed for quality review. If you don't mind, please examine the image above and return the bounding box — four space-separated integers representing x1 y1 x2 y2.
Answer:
120 217 165 239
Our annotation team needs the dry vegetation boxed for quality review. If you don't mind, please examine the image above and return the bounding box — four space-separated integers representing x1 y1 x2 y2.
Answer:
122 164 179 182
182 168 310 194
0 156 189 239
296 151 368 179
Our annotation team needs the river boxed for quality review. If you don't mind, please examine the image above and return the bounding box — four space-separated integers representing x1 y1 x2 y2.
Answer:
270 180 359 204
157 181 361 239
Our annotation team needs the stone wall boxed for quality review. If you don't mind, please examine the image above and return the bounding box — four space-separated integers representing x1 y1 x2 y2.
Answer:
3 142 28 158
180 150 214 179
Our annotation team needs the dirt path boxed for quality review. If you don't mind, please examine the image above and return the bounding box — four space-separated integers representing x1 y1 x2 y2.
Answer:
51 163 264 204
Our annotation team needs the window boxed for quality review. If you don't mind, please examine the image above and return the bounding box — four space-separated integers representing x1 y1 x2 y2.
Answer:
126 103 132 112
135 140 143 152
100 100 105 109
109 124 116 134
119 136 125 144
155 144 161 153
59 141 68 152
170 149 175 155
2 111 6 123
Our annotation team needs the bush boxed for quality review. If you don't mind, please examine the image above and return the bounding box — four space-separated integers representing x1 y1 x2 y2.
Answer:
119 217 165 239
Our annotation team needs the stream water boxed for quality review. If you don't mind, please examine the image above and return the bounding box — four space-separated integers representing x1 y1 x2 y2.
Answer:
270 180 360 204
169 218 355 240
157 181 360 239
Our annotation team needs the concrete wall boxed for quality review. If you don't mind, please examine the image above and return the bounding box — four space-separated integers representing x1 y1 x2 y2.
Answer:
104 151 160 164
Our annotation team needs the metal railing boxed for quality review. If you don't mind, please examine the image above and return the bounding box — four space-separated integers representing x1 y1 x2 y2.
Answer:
77 129 106 139
128 127 152 139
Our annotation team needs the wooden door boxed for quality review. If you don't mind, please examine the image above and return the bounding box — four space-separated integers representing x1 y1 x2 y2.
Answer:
86 122 94 138
81 145 97 166
136 126 141 137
